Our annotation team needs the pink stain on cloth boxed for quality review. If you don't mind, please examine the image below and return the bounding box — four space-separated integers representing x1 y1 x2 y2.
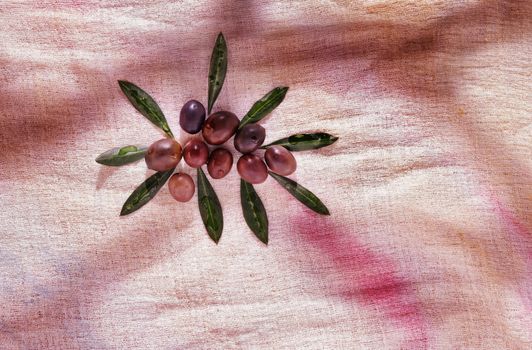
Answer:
490 195 532 312
291 212 429 349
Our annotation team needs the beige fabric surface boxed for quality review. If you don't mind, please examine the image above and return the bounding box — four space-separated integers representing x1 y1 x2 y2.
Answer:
0 1 531 349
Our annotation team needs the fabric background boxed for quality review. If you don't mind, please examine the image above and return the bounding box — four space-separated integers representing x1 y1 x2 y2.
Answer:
0 1 530 349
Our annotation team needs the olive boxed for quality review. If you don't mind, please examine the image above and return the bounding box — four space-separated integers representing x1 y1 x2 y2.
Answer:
207 148 233 179
264 145 297 176
183 139 209 168
234 123 265 154
145 138 182 171
202 111 239 145
237 154 268 184
168 173 195 202
179 100 206 134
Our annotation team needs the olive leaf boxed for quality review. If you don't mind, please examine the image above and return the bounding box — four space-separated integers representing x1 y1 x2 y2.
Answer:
120 168 175 216
262 132 338 151
239 87 288 129
269 172 330 215
197 167 224 243
207 32 228 114
118 80 174 138
95 145 147 166
240 180 268 244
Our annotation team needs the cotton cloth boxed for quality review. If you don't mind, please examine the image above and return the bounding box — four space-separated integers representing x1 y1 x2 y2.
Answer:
0 1 530 349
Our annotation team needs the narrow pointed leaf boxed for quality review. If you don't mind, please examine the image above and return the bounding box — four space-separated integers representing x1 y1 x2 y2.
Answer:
269 172 330 215
120 168 174 216
118 80 174 138
197 167 223 243
96 145 147 166
240 180 268 244
207 33 228 114
239 87 288 129
262 132 338 151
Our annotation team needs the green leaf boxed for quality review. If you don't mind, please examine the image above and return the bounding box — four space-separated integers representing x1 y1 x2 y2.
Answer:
240 180 268 244
262 132 338 151
95 145 147 166
269 172 330 215
239 87 288 129
197 167 223 243
118 80 174 138
120 168 174 216
207 32 228 114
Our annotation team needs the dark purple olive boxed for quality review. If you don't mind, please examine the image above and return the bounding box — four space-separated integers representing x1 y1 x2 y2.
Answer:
145 138 182 171
234 123 265 154
168 173 195 202
183 139 209 168
180 100 206 134
264 145 297 176
202 111 239 145
207 148 233 179
237 154 268 184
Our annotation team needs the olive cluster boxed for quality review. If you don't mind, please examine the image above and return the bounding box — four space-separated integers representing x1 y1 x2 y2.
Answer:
144 99 297 202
